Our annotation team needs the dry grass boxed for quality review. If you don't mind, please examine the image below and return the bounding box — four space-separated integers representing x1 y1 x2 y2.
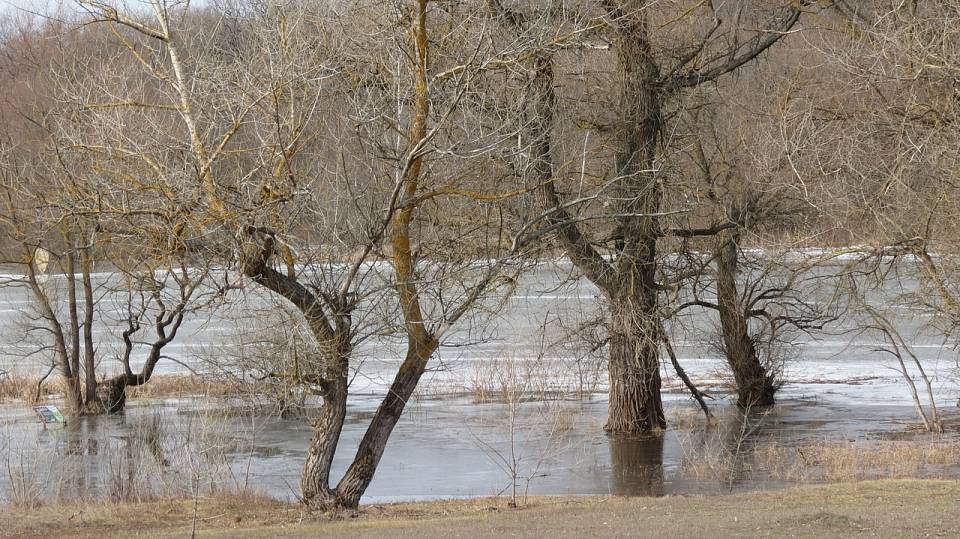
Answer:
0 373 252 404
2 491 294 539
0 374 47 403
468 357 553 404
5 480 960 538
756 441 960 482
677 415 960 486
666 406 717 430
675 406 775 485
125 375 246 400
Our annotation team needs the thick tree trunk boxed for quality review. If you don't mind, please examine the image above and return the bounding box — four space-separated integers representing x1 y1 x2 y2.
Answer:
524 38 666 435
716 235 775 407
63 375 84 415
606 292 665 433
604 7 666 434
93 333 173 414
95 376 127 413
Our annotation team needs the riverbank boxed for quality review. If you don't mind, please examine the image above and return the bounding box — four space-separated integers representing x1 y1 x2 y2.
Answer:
3 479 959 538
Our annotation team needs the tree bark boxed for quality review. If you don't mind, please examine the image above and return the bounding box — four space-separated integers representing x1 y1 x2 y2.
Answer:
299 363 349 507
603 3 666 433
324 0 440 508
334 336 437 507
606 290 666 432
93 292 186 414
64 250 85 414
716 233 775 407
521 12 666 434
81 249 100 413
242 227 355 508
96 376 127 413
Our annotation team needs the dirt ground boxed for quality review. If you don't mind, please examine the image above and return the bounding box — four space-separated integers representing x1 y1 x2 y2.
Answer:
3 479 960 538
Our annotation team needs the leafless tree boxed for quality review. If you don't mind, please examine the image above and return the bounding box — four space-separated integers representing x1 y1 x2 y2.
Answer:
778 2 960 426
67 0 541 509
488 0 820 433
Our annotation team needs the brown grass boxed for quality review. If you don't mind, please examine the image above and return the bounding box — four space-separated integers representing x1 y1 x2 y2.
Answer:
0 373 249 404
0 374 47 403
666 406 718 430
756 441 960 482
4 480 960 538
125 375 246 400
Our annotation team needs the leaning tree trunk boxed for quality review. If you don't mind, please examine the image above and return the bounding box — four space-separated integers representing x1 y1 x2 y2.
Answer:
326 0 440 507
334 336 437 507
24 248 83 414
94 313 184 414
716 234 775 407
296 307 440 510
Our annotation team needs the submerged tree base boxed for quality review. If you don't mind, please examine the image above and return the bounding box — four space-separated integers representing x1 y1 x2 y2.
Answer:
736 385 778 409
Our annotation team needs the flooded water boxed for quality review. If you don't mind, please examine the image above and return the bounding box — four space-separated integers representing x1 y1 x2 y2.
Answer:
1 394 957 505
1 260 959 504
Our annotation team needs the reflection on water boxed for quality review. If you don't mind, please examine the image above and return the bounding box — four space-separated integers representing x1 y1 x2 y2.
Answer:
609 435 664 496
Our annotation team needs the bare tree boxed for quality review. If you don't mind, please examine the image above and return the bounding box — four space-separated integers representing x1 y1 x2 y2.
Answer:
69 0 538 509
0 140 209 414
781 2 960 425
489 0 817 433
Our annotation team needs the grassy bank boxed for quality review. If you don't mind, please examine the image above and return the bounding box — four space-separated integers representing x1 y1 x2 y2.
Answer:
3 479 960 538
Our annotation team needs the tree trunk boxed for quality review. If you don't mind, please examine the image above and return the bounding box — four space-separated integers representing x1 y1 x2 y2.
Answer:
606 292 665 433
334 337 437 507
91 321 175 414
241 228 354 508
24 248 82 414
63 374 83 415
300 374 349 507
96 376 127 413
716 234 775 407
523 30 666 435
604 6 666 434
81 250 100 413
64 250 85 414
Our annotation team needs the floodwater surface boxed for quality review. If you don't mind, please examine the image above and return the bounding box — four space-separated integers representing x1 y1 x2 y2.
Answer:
0 260 958 503
1 394 956 504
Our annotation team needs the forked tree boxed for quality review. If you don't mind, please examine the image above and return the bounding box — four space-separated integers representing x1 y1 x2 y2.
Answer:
74 0 535 508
